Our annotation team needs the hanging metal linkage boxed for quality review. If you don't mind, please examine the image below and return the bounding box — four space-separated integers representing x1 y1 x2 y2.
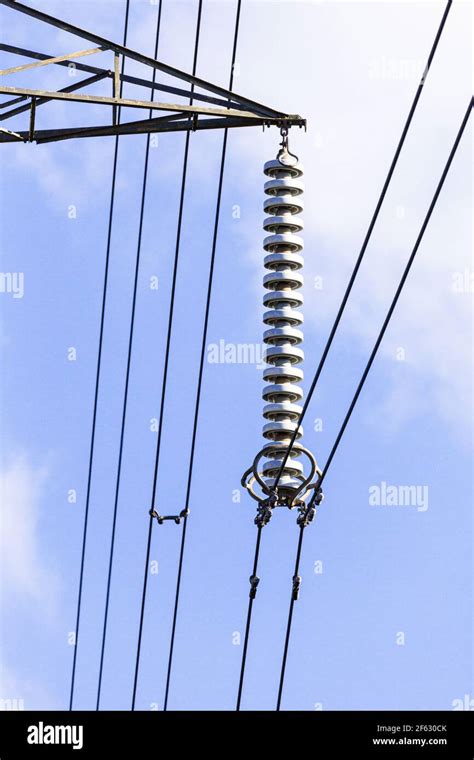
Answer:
241 129 323 528
149 508 190 526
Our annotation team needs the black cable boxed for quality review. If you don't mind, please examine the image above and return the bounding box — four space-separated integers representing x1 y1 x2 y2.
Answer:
131 0 203 711
272 0 453 490
95 0 164 710
316 99 473 494
69 0 131 712
276 525 303 710
162 0 243 711
236 526 262 711
276 99 473 710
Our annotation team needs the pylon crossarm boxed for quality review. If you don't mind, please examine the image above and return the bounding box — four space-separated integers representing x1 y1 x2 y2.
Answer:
0 72 110 123
0 44 256 114
0 85 263 119
0 0 299 125
0 1 305 142
0 114 304 144
0 45 107 76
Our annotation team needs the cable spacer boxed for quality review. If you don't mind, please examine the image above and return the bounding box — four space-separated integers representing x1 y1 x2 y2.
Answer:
149 507 190 525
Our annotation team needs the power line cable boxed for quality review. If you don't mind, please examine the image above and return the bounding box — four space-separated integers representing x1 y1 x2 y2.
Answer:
276 99 472 710
272 0 453 490
236 526 262 710
131 0 204 711
275 524 304 711
69 0 131 712
95 0 164 710
162 0 243 711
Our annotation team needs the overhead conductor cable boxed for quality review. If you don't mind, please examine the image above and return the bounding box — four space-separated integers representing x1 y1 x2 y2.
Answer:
69 0 131 712
276 98 472 710
162 0 244 711
132 0 204 711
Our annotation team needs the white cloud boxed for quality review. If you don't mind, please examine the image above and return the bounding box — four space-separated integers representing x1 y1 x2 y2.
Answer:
1 139 115 210
0 656 56 711
0 453 60 614
0 455 64 710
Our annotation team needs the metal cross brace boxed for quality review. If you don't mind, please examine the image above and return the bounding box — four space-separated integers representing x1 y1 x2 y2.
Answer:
0 0 306 143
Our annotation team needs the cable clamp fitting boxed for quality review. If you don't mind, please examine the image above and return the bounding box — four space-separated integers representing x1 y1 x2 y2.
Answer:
297 506 315 528
298 485 324 526
292 574 302 601
254 490 277 527
249 574 260 599
254 504 272 527
312 487 324 506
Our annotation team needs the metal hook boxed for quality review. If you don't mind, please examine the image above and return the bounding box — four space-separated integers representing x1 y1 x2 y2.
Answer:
277 124 299 166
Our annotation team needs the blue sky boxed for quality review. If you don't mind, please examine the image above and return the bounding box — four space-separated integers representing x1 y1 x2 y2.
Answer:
0 0 472 711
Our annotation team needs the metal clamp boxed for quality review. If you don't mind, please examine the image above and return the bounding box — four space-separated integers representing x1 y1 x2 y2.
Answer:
297 505 315 528
253 488 278 527
299 481 325 524
254 502 273 528
149 507 189 525
292 574 302 601
249 574 260 599
296 485 323 527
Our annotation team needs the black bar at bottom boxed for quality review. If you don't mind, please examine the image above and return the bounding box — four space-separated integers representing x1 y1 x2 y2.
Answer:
0 710 472 756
